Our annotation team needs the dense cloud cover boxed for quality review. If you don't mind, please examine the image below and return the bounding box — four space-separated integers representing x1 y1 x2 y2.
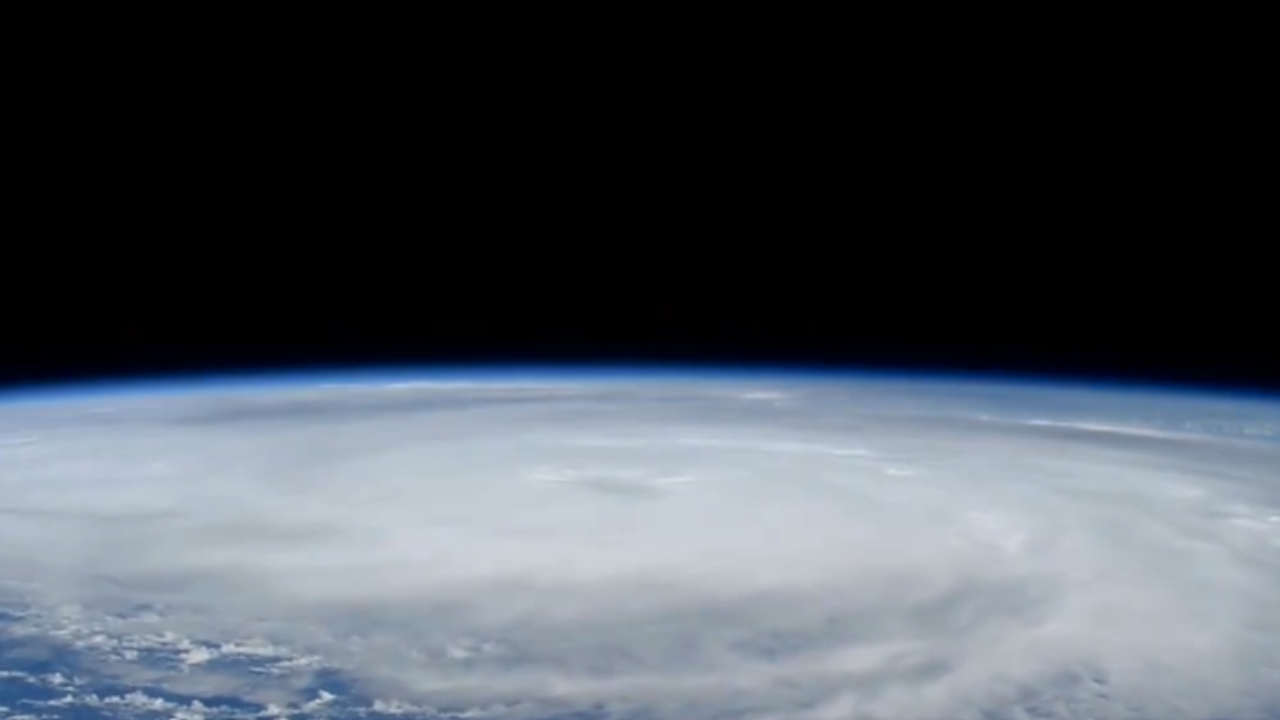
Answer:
1 379 1279 719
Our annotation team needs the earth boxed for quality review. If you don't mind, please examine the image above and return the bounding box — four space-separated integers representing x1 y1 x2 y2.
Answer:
1 370 1279 720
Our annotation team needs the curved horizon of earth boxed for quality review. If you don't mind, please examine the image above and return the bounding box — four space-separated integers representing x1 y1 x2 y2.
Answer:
1 370 1279 719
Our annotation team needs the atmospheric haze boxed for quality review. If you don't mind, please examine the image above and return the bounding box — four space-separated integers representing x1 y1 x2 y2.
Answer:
0 375 1279 719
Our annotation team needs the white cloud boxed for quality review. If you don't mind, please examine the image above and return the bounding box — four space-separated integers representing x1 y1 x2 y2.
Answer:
1023 418 1198 439
1 382 1279 719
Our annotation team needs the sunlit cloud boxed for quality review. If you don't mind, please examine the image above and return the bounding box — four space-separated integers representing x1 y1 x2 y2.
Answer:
1 382 1278 718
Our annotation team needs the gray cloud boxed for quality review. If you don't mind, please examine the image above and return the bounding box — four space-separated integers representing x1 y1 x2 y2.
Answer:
1 381 1279 719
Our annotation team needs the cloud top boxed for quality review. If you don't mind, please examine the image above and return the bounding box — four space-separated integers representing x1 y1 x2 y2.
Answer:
1 381 1279 719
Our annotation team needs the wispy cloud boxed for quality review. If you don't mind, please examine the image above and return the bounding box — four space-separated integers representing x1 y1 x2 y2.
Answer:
1 383 1279 719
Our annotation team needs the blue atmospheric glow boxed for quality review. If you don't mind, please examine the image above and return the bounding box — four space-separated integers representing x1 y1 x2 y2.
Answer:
1 362 1278 410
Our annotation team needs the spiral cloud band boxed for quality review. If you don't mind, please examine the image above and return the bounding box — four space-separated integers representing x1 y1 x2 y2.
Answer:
1 378 1278 719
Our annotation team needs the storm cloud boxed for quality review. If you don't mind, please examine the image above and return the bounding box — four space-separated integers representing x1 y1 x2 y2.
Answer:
1 379 1279 719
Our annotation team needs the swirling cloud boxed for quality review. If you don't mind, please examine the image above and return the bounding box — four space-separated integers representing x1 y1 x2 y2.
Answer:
1 380 1279 719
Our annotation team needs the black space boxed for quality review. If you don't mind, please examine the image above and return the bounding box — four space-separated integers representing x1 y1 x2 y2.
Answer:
1 267 1276 398
9 23 1270 398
